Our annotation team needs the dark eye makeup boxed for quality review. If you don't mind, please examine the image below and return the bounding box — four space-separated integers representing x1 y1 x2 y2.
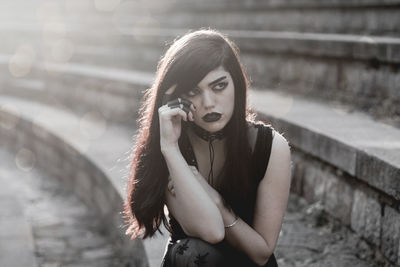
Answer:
213 82 228 91
185 81 228 97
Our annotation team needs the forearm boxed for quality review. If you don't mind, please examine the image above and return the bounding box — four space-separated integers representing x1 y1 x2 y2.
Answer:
195 173 273 265
219 205 272 266
162 146 224 240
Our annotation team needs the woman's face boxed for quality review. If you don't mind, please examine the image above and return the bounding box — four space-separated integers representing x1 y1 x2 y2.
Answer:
181 65 235 133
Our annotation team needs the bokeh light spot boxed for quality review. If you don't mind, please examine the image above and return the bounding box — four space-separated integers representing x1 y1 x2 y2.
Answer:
9 45 36 77
15 148 36 172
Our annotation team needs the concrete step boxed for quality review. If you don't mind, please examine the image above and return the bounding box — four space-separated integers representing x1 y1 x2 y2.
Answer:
0 57 153 124
113 28 400 125
124 2 400 37
0 166 37 267
0 148 130 266
3 0 398 36
0 96 149 267
0 94 392 266
249 89 400 201
2 25 400 122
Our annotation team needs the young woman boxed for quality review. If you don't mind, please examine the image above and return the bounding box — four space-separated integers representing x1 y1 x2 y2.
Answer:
124 29 291 267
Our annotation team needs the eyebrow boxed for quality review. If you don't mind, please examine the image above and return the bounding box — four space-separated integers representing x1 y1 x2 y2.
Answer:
208 76 227 86
194 76 227 90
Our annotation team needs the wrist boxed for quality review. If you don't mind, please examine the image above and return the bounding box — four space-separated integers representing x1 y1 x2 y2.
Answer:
224 216 239 229
160 143 180 155
220 204 237 226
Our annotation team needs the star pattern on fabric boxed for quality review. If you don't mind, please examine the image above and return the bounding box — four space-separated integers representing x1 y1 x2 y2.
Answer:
176 239 190 255
194 252 209 266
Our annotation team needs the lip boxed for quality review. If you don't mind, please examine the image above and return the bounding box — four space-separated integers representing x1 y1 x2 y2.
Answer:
202 112 222 122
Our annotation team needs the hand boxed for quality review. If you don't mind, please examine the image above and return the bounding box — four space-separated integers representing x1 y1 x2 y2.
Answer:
158 85 196 151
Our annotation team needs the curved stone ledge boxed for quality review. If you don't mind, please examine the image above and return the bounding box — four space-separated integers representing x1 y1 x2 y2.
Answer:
250 89 400 265
125 28 400 64
131 2 400 37
2 25 399 64
0 57 152 125
0 96 148 267
250 89 400 200
154 0 400 10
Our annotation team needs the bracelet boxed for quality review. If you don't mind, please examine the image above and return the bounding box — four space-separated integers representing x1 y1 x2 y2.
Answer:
224 216 239 229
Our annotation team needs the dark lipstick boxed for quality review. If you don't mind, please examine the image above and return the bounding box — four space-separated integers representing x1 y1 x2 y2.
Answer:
202 112 222 122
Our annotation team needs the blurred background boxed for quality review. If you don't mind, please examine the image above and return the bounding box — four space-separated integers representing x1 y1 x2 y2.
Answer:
0 0 399 267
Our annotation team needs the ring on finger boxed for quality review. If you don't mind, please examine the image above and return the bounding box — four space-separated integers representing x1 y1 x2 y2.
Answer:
168 104 191 116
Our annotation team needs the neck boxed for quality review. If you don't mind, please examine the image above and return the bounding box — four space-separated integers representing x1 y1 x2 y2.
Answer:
186 125 226 149
188 122 227 141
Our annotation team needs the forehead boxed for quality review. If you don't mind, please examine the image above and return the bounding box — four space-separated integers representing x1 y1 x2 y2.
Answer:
197 66 231 87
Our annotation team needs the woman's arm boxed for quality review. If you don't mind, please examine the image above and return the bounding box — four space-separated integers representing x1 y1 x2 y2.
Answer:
163 146 225 244
192 131 291 266
159 85 225 243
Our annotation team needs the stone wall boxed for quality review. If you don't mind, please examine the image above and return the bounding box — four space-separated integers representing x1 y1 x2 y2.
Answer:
291 149 400 264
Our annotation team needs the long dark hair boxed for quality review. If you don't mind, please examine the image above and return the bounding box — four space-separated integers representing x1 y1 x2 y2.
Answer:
123 28 256 239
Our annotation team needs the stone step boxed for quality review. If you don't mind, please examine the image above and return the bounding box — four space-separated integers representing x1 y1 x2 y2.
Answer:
0 56 152 124
2 24 400 122
121 1 400 37
0 94 391 266
249 89 400 201
113 29 400 125
0 96 149 267
2 0 399 36
0 148 129 266
2 23 400 63
0 167 37 267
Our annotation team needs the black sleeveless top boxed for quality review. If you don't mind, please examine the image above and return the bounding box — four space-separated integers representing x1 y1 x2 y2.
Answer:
167 122 277 266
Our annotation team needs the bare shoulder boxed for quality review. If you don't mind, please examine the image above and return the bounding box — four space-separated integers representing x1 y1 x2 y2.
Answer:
271 131 290 152
265 130 291 181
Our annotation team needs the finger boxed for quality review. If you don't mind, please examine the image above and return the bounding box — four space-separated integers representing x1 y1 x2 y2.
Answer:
167 98 192 110
168 104 191 118
180 98 193 108
181 105 191 116
180 98 196 112
190 102 196 112
162 106 188 121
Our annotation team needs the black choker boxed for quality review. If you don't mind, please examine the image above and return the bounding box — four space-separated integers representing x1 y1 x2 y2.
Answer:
187 122 227 186
188 122 227 142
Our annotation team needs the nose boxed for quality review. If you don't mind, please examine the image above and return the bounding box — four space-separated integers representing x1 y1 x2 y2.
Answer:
202 90 215 110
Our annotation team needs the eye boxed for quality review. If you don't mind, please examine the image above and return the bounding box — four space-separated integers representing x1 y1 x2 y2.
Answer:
213 82 228 91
